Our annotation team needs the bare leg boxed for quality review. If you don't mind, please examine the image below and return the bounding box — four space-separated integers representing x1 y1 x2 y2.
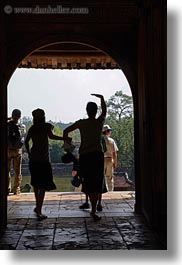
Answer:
38 188 46 215
97 193 102 207
34 187 40 215
85 194 89 203
89 192 101 221
96 193 103 211
89 192 98 214
79 193 90 209
33 187 47 219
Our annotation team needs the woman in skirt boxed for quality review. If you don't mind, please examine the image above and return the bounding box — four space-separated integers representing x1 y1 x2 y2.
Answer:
63 94 106 221
25 108 65 220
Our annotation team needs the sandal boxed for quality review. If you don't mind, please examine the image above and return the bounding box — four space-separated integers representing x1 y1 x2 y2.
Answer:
90 212 101 222
34 208 39 216
97 205 103 212
37 214 48 221
79 202 90 209
34 208 47 220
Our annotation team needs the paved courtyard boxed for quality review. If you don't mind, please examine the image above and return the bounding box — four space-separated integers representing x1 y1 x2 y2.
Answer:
0 192 165 250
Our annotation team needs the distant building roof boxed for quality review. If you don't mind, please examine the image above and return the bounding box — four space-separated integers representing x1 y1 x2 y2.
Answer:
18 43 119 70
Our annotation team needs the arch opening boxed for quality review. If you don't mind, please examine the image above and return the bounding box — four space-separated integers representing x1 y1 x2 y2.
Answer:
7 41 135 194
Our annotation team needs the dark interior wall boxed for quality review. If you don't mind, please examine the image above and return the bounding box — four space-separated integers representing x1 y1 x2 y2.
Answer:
0 0 167 246
0 6 8 230
0 0 139 230
137 1 167 244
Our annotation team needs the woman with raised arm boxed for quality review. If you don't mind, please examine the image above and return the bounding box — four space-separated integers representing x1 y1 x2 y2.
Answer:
63 94 106 221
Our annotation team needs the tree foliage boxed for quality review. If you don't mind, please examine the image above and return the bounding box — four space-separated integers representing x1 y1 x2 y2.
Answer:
49 125 64 163
107 91 133 120
21 90 134 178
105 91 134 177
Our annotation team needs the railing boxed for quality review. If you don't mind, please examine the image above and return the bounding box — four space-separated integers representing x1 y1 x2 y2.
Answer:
20 163 73 177
20 163 135 178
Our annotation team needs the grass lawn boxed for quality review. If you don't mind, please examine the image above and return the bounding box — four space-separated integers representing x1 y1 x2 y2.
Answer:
10 176 75 192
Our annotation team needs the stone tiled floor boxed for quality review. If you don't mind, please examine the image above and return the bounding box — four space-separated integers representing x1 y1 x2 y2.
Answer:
0 192 165 250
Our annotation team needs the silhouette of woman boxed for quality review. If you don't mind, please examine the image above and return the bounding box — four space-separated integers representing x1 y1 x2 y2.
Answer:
63 94 106 221
25 108 65 220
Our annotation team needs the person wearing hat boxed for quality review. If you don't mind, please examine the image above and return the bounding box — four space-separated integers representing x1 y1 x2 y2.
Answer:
102 124 118 192
7 109 26 195
25 108 66 220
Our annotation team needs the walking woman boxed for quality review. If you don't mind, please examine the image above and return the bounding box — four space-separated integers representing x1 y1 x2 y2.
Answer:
25 108 65 220
63 94 106 221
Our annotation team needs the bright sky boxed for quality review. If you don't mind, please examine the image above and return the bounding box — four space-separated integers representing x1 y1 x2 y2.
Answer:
8 69 132 123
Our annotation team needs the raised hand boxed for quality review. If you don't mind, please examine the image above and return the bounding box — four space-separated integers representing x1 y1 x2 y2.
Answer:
91 94 103 99
91 94 106 117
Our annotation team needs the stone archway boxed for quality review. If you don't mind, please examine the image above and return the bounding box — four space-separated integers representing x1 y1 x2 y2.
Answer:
0 0 166 246
8 40 135 191
1 36 138 230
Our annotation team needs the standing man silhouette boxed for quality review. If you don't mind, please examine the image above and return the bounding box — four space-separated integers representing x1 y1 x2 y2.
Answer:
7 109 26 195
103 124 118 191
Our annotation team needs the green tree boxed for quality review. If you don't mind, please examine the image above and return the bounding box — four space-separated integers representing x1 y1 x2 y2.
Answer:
49 125 64 163
22 116 32 129
105 91 134 178
21 117 32 163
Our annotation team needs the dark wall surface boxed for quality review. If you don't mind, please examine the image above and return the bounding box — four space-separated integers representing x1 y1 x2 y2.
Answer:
0 0 167 247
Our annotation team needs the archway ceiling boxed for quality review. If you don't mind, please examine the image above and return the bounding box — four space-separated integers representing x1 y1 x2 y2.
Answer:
18 43 119 70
